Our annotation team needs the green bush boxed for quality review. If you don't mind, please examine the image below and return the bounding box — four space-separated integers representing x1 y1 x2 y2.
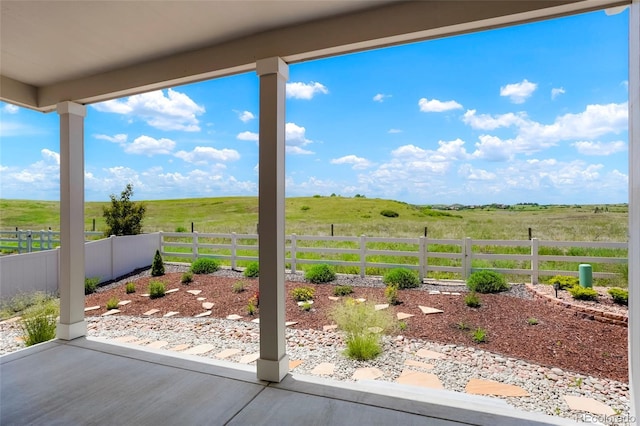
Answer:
246 300 257 316
190 258 220 274
300 301 313 311
548 275 578 290
243 262 259 278
125 282 136 294
151 249 165 277
148 280 166 299
383 268 419 289
305 264 336 284
232 281 245 293
465 292 481 308
380 209 399 218
21 298 59 346
105 297 119 310
333 285 353 296
466 270 510 293
385 285 399 305
568 286 599 301
608 288 628 305
472 328 487 343
301 205 310 211
175 226 188 233
85 277 99 295
180 271 193 284
291 286 315 301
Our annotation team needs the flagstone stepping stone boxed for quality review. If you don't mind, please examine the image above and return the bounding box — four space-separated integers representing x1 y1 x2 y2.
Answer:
396 369 443 389
352 367 383 381
356 298 366 303
197 297 206 301
202 302 214 309
118 300 131 306
239 353 260 364
166 288 179 294
418 306 443 315
184 344 215 355
428 290 441 295
465 378 530 397
416 348 445 360
289 360 303 370
186 290 202 295
102 309 120 316
130 339 151 346
563 395 616 416
140 294 150 297
163 311 179 318
215 348 241 359
112 335 137 343
2 316 22 324
451 292 461 296
310 362 335 376
84 306 100 312
328 296 340 301
227 314 243 320
404 359 434 370
146 341 169 349
397 312 414 320
441 291 451 295
194 311 212 318
374 304 389 311
168 344 190 352
143 309 160 316
285 321 298 326
297 300 313 306
323 324 338 332
251 318 260 323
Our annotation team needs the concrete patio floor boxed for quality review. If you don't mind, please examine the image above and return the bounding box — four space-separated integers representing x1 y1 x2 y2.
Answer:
1 338 576 426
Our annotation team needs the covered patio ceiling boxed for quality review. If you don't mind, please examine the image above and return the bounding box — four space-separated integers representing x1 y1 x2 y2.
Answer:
0 0 629 112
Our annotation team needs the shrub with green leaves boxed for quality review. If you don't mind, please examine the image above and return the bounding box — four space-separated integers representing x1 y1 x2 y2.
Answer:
385 285 399 305
568 286 599 301
243 262 259 278
148 280 166 299
608 288 628 305
380 209 399 218
383 268 420 289
304 264 336 284
465 292 481 308
548 275 578 290
330 299 394 361
180 271 193 284
333 285 353 296
472 328 487 343
190 258 220 274
300 301 313 311
466 270 509 293
106 297 119 310
291 286 315 302
151 249 165 277
125 282 136 294
21 298 59 347
85 277 99 295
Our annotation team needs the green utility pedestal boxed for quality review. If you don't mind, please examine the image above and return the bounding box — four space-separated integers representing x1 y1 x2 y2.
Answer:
579 264 592 288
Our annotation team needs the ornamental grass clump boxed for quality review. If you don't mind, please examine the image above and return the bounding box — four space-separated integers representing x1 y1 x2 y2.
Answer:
243 262 259 278
304 264 336 284
330 299 394 361
148 280 166 299
125 282 136 294
466 270 510 293
608 288 628 305
190 258 220 274
333 285 353 296
383 268 419 289
105 297 119 310
385 285 399 305
21 297 59 347
180 271 193 284
84 277 99 295
464 292 481 308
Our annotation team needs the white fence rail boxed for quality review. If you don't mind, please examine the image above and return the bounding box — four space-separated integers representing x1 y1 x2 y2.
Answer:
0 229 103 254
0 233 161 300
160 232 628 282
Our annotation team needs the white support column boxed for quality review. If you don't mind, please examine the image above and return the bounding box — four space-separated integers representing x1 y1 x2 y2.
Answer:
56 101 87 340
628 0 639 420
256 57 289 382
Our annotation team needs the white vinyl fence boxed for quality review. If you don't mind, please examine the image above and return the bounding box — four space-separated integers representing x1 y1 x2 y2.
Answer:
0 229 103 254
0 233 161 300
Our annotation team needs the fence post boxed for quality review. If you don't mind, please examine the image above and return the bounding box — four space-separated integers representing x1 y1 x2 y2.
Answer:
531 238 539 285
419 236 426 281
27 230 32 253
39 230 45 251
47 229 53 249
231 232 237 270
290 234 297 274
360 235 366 278
463 237 472 279
192 231 199 260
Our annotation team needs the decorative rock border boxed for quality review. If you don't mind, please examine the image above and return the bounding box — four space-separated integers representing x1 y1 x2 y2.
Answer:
525 284 628 327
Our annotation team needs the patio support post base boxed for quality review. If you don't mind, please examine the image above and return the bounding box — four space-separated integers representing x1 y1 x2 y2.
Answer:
56 321 87 341
257 355 290 383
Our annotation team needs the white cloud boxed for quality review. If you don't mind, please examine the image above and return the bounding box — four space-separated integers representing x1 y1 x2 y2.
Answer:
2 104 19 114
500 79 537 104
174 146 240 164
286 146 314 155
125 136 176 156
551 87 566 100
330 155 373 170
418 98 463 112
235 123 315 154
95 133 128 144
458 164 496 181
471 135 514 162
238 110 255 123
286 82 328 100
41 149 60 165
92 89 205 131
373 93 391 102
237 131 259 142
462 110 527 130
572 140 626 156
388 129 402 134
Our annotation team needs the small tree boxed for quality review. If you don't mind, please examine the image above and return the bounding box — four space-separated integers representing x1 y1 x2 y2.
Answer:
103 184 146 236
151 249 164 277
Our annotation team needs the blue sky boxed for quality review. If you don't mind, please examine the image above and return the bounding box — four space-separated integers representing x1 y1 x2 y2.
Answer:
0 9 629 205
